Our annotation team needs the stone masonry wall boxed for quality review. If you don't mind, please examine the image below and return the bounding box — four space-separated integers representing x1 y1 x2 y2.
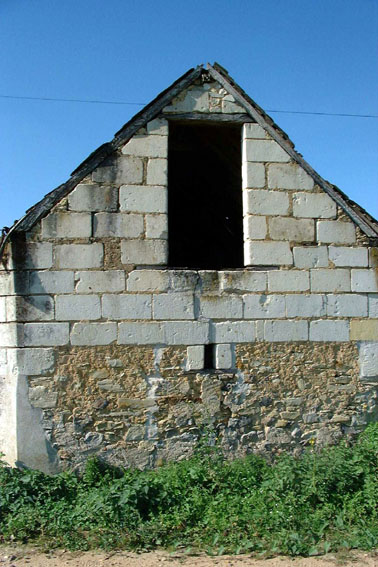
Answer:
0 79 377 472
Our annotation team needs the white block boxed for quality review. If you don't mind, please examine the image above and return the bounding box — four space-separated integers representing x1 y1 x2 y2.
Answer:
244 294 285 319
215 344 233 369
0 273 17 295
153 293 194 320
242 162 266 188
327 294 368 317
309 320 350 342
286 294 326 317
220 270 267 292
268 270 309 292
29 271 75 294
351 269 378 292
92 156 143 185
7 295 54 322
145 214 168 239
146 158 168 185
55 244 104 269
210 321 256 343
244 241 293 266
122 134 168 158
268 163 314 190
163 321 209 345
243 123 267 139
75 271 125 293
200 296 243 319
264 320 308 342
119 185 167 213
169 271 198 291
127 270 170 292
293 246 328 269
68 184 118 212
41 212 92 238
0 297 5 322
186 345 205 370
24 323 69 346
102 294 151 320
329 246 368 267
121 240 167 265
12 243 53 270
268 217 314 242
292 192 336 218
0 323 23 347
163 86 209 113
146 117 168 135
70 322 117 345
368 295 378 317
56 295 101 320
359 342 378 377
244 190 289 215
118 322 164 344
244 139 290 162
317 221 356 244
243 216 267 240
93 213 143 238
7 348 55 375
311 269 350 292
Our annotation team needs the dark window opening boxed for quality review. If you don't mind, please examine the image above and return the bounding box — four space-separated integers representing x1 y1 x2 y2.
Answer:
204 344 215 370
168 121 243 269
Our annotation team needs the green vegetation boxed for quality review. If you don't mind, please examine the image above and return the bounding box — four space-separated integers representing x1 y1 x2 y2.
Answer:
0 424 377 556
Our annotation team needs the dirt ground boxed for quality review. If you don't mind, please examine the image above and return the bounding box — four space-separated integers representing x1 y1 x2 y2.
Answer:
0 546 376 567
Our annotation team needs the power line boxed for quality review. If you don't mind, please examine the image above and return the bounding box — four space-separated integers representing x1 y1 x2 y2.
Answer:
0 93 377 118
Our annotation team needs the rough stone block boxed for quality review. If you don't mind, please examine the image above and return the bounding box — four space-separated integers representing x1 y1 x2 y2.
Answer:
93 213 144 238
243 215 267 240
359 342 378 377
70 322 117 345
75 271 125 293
163 321 209 345
215 344 233 369
68 184 118 212
329 247 368 267
242 162 265 188
244 294 285 319
0 323 23 347
268 270 309 292
29 271 75 294
92 156 143 185
41 212 92 238
24 323 69 346
7 348 55 375
145 214 168 239
102 294 151 320
286 294 326 317
146 158 168 186
28 386 58 409
199 296 243 319
309 320 350 342
243 123 267 139
186 345 205 370
121 240 167 265
118 322 164 344
220 270 266 292
127 270 170 292
122 134 168 158
210 321 256 343
146 117 168 135
292 192 336 218
244 139 290 162
311 269 350 292
317 221 356 244
327 294 368 317
351 269 378 293
368 294 378 317
55 243 103 269
7 295 54 322
264 320 308 342
350 320 378 341
244 189 289 215
153 293 194 320
268 163 314 190
269 217 314 242
293 246 328 268
56 295 101 320
244 241 293 266
119 185 167 213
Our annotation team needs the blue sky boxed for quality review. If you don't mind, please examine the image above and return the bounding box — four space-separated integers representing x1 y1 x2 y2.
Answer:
0 0 377 229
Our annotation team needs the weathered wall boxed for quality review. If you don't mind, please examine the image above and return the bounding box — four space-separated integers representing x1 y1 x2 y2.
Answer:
0 78 377 471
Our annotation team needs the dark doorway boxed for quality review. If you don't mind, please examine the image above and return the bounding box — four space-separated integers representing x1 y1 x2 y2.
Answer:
168 121 243 269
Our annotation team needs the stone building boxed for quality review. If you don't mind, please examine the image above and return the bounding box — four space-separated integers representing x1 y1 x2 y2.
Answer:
0 63 377 473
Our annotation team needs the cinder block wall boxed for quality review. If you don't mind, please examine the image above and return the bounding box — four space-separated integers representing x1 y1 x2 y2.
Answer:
0 80 377 472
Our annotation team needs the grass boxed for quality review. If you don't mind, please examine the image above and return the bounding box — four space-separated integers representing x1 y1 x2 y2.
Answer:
0 423 377 556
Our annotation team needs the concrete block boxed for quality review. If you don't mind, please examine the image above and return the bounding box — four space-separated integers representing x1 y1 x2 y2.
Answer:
7 295 54 322
122 134 167 158
268 163 314 190
29 271 75 294
56 295 101 321
311 269 350 292
186 345 205 370
309 320 350 342
220 270 267 292
163 321 209 345
118 322 164 344
75 270 125 293
70 322 117 345
215 344 233 369
92 156 143 185
359 342 378 377
293 246 328 268
0 297 5 322
242 162 265 188
12 243 53 270
269 217 314 242
55 243 103 269
93 213 144 238
147 158 168 186
351 269 378 293
199 296 243 319
327 294 368 317
210 321 256 343
145 214 168 239
120 185 167 213
268 270 309 292
102 294 151 320
68 184 118 212
293 192 336 218
41 212 92 238
286 294 326 317
368 294 378 317
243 216 267 240
350 320 378 341
146 117 168 135
127 270 170 292
244 241 293 266
7 348 55 375
244 294 285 319
243 139 290 162
244 190 289 215
153 293 194 320
121 240 167 265
0 323 23 347
24 323 69 346
243 123 267 139
317 221 356 244
264 320 308 342
329 246 368 267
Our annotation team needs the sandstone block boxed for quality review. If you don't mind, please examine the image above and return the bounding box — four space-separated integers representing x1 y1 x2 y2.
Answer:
351 269 378 292
210 321 256 343
75 270 125 293
92 156 143 185
169 271 198 291
199 296 243 319
243 123 267 139
244 139 290 162
268 217 314 242
122 134 168 158
243 215 267 240
0 323 23 347
292 192 336 218
215 344 233 369
309 320 349 342
127 270 170 292
42 212 92 239
311 269 350 292
146 158 168 186
29 271 75 294
244 241 293 266
70 322 117 345
293 246 328 268
153 293 194 320
102 293 151 320
327 294 368 317
93 212 143 238
242 162 265 188
118 322 164 344
7 295 54 322
24 323 69 346
119 185 167 213
244 190 289 215
368 294 378 317
264 320 308 341
359 342 378 377
55 243 103 269
56 295 101 320
244 294 285 319
286 294 326 317
329 246 368 267
146 117 168 135
268 163 314 190
163 321 209 345
268 270 309 292
350 320 378 341
7 348 55 375
68 184 118 212
317 221 356 244
220 270 267 292
186 345 205 370
145 214 168 239
121 240 167 265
